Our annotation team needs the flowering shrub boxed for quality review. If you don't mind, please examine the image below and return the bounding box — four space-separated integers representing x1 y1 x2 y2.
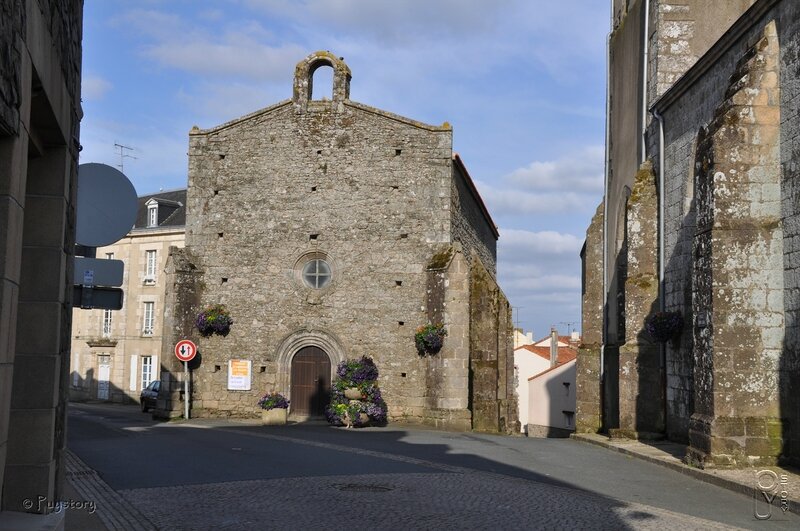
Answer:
257 392 289 410
196 304 233 337
415 323 447 354
645 311 684 342
326 356 387 427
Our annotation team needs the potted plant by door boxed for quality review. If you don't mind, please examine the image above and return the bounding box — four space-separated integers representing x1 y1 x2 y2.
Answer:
325 356 387 428
257 392 289 425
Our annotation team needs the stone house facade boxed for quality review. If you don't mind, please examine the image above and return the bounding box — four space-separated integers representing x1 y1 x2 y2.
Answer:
155 51 518 434
579 0 800 467
70 190 185 405
0 0 83 523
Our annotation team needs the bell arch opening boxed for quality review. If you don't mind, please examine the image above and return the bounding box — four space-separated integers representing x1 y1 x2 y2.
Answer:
292 51 352 111
309 63 334 101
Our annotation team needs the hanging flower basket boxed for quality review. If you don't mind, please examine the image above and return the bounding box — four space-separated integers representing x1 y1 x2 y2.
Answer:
415 323 447 355
195 304 233 337
645 311 684 343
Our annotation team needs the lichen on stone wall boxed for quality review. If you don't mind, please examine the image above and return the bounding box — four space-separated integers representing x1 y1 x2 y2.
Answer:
427 246 454 270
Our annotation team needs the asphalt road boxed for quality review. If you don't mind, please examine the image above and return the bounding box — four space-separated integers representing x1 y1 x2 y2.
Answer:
67 402 800 530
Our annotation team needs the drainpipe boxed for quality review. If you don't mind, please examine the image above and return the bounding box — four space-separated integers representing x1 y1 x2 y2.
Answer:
601 4 613 424
641 0 651 165
550 328 558 368
653 109 665 313
653 107 667 435
600 2 614 386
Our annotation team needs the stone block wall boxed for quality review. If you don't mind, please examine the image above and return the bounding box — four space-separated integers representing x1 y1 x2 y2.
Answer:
616 162 663 437
165 52 511 432
421 245 471 430
650 0 756 103
606 0 644 344
659 14 785 466
156 247 203 419
778 0 800 465
0 0 24 136
469 255 518 435
183 96 454 421
1 0 82 516
576 202 604 433
451 159 497 275
693 19 783 466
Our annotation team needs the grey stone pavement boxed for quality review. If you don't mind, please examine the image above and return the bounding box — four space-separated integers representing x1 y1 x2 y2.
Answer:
63 403 800 530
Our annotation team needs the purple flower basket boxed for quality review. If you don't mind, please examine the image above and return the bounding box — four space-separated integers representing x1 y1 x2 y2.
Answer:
645 311 684 342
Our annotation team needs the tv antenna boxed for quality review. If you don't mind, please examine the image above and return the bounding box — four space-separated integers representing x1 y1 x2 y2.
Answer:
114 143 137 173
558 321 578 336
512 306 525 330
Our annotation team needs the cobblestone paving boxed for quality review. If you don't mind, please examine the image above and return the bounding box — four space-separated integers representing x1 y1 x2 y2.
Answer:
120 471 742 530
66 450 156 531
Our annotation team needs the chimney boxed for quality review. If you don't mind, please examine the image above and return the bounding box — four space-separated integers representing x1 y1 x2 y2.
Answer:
526 331 533 343
570 330 580 347
550 328 558 368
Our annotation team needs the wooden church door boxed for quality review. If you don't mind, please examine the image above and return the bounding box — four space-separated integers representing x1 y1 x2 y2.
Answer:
290 346 331 416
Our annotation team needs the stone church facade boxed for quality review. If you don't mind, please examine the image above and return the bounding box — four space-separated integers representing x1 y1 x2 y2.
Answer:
155 52 518 433
579 0 800 467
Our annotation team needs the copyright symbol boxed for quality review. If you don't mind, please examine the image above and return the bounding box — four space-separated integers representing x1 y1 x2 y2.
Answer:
22 498 33 509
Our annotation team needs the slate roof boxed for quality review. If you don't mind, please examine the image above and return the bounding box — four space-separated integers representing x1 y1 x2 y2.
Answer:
133 189 186 229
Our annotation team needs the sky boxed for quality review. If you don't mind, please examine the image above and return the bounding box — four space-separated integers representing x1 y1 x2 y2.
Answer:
80 0 609 339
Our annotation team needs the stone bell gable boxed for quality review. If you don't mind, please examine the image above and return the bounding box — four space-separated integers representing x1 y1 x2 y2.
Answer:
158 51 517 433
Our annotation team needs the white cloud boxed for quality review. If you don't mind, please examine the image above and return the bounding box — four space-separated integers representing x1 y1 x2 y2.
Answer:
176 82 281 125
500 228 583 256
143 40 303 82
507 146 604 191
82 76 112 101
116 9 300 82
496 227 583 334
242 0 513 46
476 184 596 215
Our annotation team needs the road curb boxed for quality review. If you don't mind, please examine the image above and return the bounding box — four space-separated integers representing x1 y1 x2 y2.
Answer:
571 433 800 516
65 450 157 531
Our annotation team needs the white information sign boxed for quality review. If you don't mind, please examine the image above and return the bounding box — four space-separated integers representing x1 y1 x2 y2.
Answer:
227 359 252 391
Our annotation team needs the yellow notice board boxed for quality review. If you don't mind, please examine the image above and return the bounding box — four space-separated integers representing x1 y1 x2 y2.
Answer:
227 359 251 391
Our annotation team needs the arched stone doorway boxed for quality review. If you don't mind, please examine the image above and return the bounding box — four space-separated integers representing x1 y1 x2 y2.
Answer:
290 346 331 417
274 329 345 420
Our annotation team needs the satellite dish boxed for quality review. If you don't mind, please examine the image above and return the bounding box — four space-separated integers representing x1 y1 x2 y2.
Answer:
76 163 138 247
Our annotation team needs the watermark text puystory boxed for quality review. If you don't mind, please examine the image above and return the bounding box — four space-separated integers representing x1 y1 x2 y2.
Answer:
754 469 790 520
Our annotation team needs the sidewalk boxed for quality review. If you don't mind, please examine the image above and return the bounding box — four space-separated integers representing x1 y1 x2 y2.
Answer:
572 432 800 515
64 450 155 531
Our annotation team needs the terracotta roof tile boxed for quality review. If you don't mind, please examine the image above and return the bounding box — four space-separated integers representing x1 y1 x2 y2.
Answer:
516 344 577 366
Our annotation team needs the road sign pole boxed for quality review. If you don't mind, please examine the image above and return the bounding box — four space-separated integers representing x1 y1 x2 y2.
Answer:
184 360 190 420
174 340 197 420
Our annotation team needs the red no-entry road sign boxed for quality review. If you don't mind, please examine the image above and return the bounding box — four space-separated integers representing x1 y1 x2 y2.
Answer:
175 340 197 362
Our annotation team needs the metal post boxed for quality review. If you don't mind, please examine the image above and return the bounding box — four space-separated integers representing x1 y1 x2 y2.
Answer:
184 361 190 420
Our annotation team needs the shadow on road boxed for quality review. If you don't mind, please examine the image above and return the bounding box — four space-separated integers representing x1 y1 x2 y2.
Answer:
67 402 795 530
